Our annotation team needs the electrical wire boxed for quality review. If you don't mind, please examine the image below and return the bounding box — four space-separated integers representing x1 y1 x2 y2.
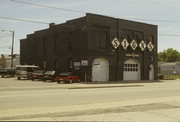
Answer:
1 18 180 37
10 0 180 23
123 17 180 23
0 16 50 24
159 34 180 37
10 0 86 14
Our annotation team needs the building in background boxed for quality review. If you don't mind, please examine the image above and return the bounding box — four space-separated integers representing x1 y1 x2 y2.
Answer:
0 55 6 68
0 54 20 68
20 13 158 81
160 62 180 75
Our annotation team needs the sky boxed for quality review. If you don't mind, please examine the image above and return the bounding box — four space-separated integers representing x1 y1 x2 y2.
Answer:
0 0 180 55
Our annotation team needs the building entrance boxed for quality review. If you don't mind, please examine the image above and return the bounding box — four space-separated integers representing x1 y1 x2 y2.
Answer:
123 59 140 80
92 58 109 82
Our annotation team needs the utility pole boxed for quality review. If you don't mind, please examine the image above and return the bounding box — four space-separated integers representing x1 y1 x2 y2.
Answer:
1 29 15 69
11 30 15 70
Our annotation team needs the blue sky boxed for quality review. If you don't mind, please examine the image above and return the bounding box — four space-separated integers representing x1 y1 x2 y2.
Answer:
0 0 180 54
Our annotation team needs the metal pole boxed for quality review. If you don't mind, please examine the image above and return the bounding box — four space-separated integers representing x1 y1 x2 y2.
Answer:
11 30 14 70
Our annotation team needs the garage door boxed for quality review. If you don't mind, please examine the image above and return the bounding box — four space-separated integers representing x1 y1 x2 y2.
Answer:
92 58 109 82
123 59 140 80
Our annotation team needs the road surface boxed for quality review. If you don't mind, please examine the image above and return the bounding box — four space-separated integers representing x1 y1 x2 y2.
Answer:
0 78 180 121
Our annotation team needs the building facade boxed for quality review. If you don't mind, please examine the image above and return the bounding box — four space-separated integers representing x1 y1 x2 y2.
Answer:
160 62 180 75
20 13 158 81
0 54 20 68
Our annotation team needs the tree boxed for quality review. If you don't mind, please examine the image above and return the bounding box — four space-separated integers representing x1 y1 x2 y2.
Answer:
158 48 180 62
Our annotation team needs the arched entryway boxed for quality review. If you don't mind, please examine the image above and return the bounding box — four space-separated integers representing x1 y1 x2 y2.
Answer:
149 64 154 80
123 59 141 80
92 58 109 82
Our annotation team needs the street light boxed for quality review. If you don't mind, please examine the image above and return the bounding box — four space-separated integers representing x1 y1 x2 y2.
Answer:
1 29 15 70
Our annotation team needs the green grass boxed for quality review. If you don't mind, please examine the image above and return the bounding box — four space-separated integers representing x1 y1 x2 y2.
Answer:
164 75 180 80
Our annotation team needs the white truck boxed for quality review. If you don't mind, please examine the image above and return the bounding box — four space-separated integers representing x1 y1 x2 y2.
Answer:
16 65 39 80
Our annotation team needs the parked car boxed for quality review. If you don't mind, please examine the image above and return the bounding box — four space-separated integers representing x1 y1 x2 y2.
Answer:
16 65 39 80
55 72 80 83
0 68 16 78
31 70 44 81
43 71 57 82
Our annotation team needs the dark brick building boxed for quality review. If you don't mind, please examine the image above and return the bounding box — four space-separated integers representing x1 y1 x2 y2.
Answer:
20 13 158 81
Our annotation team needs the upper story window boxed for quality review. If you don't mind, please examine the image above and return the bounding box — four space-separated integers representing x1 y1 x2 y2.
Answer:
92 25 109 49
150 35 154 42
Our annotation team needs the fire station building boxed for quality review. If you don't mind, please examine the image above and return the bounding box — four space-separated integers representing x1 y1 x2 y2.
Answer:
20 13 158 81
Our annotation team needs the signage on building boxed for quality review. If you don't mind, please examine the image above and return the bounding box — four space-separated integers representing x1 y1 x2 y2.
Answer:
111 38 154 52
125 53 139 58
147 42 154 52
93 61 100 65
130 39 138 51
121 38 129 50
139 40 146 51
111 37 120 49
74 62 81 70
81 60 88 66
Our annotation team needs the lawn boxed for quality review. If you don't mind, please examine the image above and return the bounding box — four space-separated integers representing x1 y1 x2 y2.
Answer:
164 75 180 80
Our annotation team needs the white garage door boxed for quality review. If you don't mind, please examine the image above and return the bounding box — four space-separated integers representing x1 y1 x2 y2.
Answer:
149 64 154 80
123 59 140 80
92 58 109 82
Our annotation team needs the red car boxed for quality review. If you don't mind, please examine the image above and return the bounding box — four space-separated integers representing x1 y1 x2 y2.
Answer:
55 72 80 83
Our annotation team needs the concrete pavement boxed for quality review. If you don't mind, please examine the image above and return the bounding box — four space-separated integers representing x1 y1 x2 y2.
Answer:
0 77 161 90
1 78 180 121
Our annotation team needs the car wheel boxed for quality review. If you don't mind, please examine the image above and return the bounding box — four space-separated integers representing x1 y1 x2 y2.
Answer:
32 78 34 81
43 79 46 82
17 77 21 80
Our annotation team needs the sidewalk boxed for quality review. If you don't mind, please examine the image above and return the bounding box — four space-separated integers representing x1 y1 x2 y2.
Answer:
0 77 163 91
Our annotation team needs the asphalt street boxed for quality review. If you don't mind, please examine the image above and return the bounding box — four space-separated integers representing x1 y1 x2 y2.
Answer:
0 78 180 121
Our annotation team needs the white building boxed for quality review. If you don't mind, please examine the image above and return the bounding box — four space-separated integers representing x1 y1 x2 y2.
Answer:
160 62 180 75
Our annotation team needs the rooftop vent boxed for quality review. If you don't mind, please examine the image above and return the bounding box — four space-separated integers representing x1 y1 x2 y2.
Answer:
49 23 55 28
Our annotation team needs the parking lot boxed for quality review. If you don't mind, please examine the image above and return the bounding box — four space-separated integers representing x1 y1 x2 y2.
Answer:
0 77 148 91
0 77 63 90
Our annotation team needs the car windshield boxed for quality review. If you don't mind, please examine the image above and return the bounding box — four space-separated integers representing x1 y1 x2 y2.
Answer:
44 71 55 75
59 72 71 76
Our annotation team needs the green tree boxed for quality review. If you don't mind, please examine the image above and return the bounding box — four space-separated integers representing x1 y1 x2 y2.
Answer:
158 51 166 61
158 48 180 62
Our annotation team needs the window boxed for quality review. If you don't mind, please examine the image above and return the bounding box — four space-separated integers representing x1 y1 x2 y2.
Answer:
124 63 138 72
150 35 154 42
92 25 109 49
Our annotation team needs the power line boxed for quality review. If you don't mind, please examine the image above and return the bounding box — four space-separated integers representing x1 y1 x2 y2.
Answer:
10 0 86 14
0 16 50 24
123 17 180 23
0 13 180 37
10 0 180 23
159 34 180 37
